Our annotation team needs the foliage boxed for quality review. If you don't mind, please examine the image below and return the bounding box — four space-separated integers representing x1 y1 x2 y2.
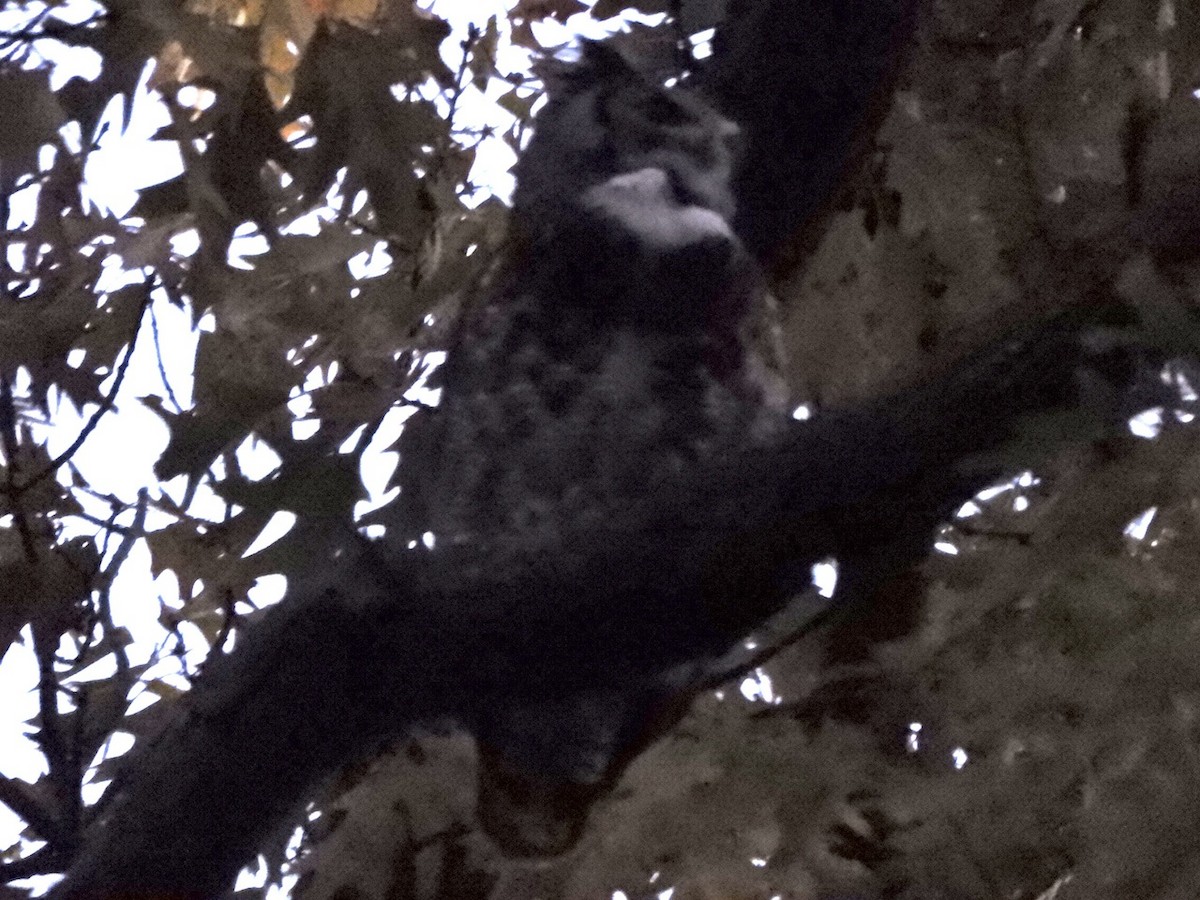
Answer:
0 0 1199 898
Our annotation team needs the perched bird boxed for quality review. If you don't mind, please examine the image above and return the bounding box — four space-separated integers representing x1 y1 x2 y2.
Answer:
51 37 1136 900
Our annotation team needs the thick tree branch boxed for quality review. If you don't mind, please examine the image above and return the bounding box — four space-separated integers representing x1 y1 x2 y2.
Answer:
39 2 1156 897
706 0 919 264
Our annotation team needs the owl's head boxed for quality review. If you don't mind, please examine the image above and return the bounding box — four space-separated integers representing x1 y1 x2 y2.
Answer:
514 39 742 231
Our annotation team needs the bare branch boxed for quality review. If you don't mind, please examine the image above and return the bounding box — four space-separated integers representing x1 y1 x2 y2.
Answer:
0 776 63 845
0 377 39 560
0 844 70 882
17 278 154 494
148 301 184 413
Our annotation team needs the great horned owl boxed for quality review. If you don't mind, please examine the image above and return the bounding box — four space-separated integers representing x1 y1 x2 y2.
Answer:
49 28 1136 897
385 42 1122 856
394 41 789 580
390 41 795 853
513 40 741 246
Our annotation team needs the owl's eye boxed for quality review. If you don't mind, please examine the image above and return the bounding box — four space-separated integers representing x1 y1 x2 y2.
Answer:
633 93 694 128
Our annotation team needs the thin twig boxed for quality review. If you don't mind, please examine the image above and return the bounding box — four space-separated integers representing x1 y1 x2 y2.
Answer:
96 489 148 684
0 12 105 47
149 300 184 413
444 24 479 141
17 276 154 493
71 507 143 538
0 5 52 56
32 622 76 829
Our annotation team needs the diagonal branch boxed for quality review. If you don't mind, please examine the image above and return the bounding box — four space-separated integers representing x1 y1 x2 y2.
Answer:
0 775 63 844
17 277 154 494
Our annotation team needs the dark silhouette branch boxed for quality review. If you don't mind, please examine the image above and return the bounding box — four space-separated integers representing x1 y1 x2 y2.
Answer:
0 375 39 560
17 278 154 494
96 490 148 685
0 776 63 846
0 12 106 50
0 844 70 882
148 301 184 414
41 2 1163 898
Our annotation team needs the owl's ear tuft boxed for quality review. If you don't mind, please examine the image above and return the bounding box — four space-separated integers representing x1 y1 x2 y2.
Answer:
535 39 641 98
577 38 636 74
